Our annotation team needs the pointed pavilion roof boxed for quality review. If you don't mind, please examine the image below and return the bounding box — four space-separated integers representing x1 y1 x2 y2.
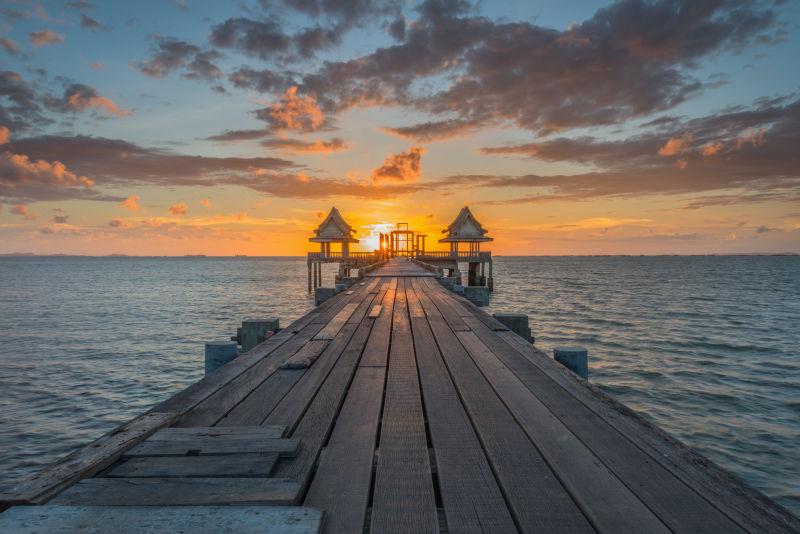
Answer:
309 207 359 243
439 206 493 243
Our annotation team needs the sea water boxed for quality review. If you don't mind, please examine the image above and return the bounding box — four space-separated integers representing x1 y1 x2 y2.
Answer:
0 256 797 513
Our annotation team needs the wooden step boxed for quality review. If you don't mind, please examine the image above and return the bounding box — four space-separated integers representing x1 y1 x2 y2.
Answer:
122 437 298 457
105 453 280 478
0 505 323 533
51 478 301 506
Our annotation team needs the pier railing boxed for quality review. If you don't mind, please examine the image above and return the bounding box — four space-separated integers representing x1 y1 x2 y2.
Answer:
416 251 491 260
308 251 378 261
308 250 490 262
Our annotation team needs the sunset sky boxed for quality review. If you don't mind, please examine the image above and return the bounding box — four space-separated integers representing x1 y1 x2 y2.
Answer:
1 0 799 255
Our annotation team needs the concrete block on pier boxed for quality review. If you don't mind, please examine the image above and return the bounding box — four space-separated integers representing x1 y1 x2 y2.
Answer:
438 277 457 289
554 347 589 380
204 341 238 375
452 284 465 294
493 313 533 343
463 286 490 306
335 283 347 293
314 287 336 306
241 319 279 353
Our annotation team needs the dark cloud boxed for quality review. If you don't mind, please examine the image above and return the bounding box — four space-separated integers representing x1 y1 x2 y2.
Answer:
210 18 291 60
5 135 433 201
65 1 94 10
80 14 109 31
261 137 349 153
383 118 481 141
468 94 800 205
6 135 295 187
294 0 780 137
135 38 223 82
0 71 50 131
211 1 402 61
205 128 271 142
52 215 69 223
228 67 295 93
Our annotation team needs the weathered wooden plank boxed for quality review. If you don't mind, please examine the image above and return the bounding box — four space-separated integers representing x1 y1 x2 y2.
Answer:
52 477 300 506
122 437 299 457
216 369 305 427
273 316 378 491
176 321 324 427
457 329 670 533
0 506 324 534
150 313 314 416
371 279 439 534
495 328 784 533
281 339 330 369
0 412 176 506
314 302 360 340
148 426 285 440
414 289 593 533
419 279 470 331
368 304 382 318
266 323 360 431
405 284 517 533
359 279 396 367
105 453 279 478
304 365 387 534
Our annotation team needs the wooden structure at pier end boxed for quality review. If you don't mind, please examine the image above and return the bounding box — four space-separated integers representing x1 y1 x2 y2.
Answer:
2 214 799 533
307 206 493 293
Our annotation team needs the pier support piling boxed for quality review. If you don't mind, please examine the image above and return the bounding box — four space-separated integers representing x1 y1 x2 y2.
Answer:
554 347 589 379
240 319 279 353
204 341 238 375
493 313 533 343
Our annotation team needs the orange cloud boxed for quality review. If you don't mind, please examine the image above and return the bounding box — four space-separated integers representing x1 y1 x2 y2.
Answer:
267 86 325 131
29 29 64 47
0 151 94 188
370 146 426 184
658 134 691 156
701 142 723 156
168 203 188 215
0 126 9 144
11 205 36 220
199 198 212 208
90 62 104 70
66 90 132 118
119 195 141 211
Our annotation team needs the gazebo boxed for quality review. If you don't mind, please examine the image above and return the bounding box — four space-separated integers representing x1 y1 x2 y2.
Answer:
309 207 358 257
439 206 493 287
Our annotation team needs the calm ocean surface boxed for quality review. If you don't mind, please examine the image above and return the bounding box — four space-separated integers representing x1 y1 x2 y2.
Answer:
0 256 798 513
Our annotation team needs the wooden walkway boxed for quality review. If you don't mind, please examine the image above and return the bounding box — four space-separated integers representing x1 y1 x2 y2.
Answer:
1 258 798 532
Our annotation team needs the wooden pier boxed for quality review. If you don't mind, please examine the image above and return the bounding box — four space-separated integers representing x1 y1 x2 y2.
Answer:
308 206 494 293
1 258 798 532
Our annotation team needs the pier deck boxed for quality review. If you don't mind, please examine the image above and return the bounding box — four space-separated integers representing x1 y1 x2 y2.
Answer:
1 258 798 532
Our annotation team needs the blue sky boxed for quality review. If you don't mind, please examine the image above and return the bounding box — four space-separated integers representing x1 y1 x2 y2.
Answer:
1 0 799 255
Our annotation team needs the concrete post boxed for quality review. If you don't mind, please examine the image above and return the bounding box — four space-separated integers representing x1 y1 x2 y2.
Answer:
205 341 238 375
554 347 589 379
241 319 279 353
492 313 533 343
